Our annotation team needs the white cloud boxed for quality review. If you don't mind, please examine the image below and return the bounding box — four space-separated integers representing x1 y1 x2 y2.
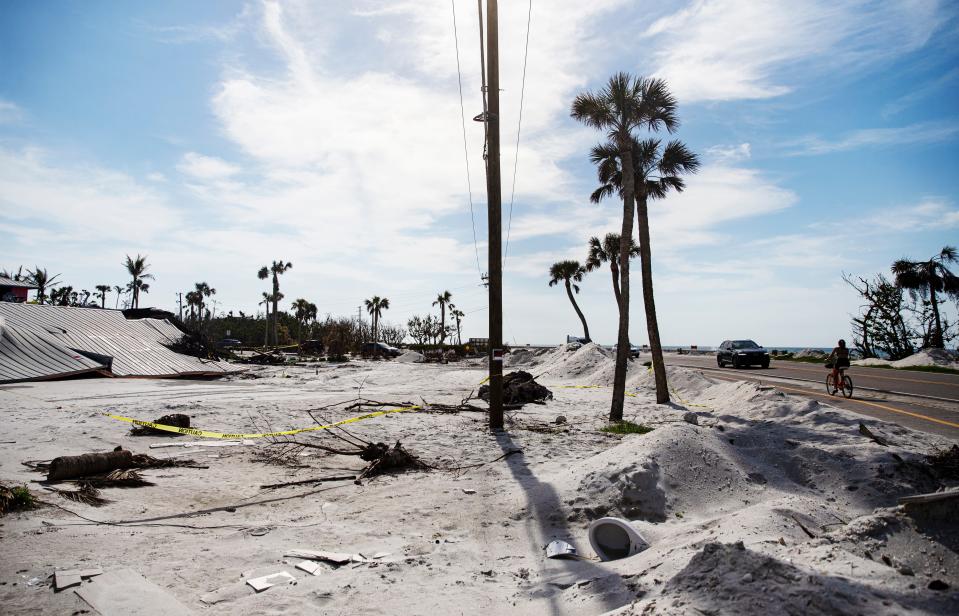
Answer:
643 0 946 102
785 121 959 155
866 196 959 231
177 152 241 179
0 100 22 124
705 142 751 163
0 146 182 245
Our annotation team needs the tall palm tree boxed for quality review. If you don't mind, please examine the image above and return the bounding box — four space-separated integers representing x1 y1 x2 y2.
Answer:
572 72 678 418
94 284 111 308
123 254 153 309
364 296 391 343
450 307 465 345
549 260 591 342
113 285 125 309
185 290 200 322
193 282 216 323
433 290 453 345
893 246 959 349
27 267 61 304
591 135 700 404
585 233 640 306
258 260 292 346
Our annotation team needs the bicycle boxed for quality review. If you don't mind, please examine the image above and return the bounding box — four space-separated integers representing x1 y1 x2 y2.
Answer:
826 365 853 398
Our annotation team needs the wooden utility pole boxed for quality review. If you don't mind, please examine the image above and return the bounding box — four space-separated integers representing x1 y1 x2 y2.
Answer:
486 0 504 430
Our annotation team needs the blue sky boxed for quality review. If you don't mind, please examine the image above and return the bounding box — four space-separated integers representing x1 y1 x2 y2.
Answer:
1 0 958 347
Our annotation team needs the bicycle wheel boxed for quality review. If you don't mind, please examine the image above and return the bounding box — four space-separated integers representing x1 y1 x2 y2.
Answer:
842 375 853 398
826 373 836 395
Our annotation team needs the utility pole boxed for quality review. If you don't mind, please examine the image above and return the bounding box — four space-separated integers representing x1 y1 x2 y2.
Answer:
177 292 183 322
486 0 504 430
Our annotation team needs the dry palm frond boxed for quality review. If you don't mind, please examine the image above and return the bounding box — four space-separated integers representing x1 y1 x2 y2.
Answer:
55 484 107 507
88 469 155 488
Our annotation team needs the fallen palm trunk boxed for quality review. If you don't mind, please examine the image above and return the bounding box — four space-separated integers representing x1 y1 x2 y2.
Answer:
47 450 136 481
478 370 552 407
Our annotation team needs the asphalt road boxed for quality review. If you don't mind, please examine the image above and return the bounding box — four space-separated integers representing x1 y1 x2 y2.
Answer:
660 354 959 441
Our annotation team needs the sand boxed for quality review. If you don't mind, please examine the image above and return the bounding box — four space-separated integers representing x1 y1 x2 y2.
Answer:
1 353 956 615
854 348 959 369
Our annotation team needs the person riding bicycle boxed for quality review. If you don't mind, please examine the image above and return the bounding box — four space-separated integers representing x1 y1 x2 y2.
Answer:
826 339 850 394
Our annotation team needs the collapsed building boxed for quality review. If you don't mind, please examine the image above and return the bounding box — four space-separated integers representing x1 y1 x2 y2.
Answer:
0 303 241 384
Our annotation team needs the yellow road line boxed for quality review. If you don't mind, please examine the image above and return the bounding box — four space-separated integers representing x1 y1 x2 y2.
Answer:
710 373 959 430
769 362 958 388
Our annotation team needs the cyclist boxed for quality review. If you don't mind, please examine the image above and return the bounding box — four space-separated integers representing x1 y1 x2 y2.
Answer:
826 339 850 394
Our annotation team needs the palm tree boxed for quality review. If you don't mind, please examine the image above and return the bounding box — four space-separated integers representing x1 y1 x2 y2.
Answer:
893 246 959 349
258 260 292 346
27 267 61 304
193 282 216 323
291 298 316 343
549 260 591 342
590 134 699 404
432 290 453 345
572 72 678 417
364 296 391 343
260 292 272 347
185 290 200 322
585 233 640 306
113 285 125 309
450 308 465 345
94 284 111 308
123 254 153 309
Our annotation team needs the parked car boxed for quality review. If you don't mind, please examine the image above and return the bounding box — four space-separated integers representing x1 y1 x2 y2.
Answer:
717 340 770 368
359 342 401 358
613 343 641 358
216 338 242 348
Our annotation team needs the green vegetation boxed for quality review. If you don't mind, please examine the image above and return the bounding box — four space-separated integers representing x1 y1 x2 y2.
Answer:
601 421 654 435
0 484 37 515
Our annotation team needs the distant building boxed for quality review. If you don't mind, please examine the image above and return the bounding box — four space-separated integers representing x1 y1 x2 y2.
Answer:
0 276 37 303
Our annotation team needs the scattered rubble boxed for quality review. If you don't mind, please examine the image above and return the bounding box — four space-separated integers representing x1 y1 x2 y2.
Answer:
478 370 552 406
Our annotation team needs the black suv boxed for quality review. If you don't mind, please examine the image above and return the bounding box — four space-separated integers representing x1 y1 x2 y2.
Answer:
717 340 770 368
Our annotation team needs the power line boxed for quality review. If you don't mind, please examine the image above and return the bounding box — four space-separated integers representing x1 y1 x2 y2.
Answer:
451 0 483 280
503 0 532 265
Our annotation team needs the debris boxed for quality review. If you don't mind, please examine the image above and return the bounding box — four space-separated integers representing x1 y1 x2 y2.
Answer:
260 475 356 490
54 568 103 591
371 552 391 559
926 444 959 479
462 488 477 495
149 440 254 449
130 414 191 436
0 482 37 515
682 412 699 426
555 415 567 425
928 579 950 591
286 549 371 565
246 571 296 593
898 488 959 505
47 450 136 481
295 561 322 576
858 422 889 447
53 483 107 507
588 517 650 561
478 371 552 407
545 540 578 560
75 568 195 615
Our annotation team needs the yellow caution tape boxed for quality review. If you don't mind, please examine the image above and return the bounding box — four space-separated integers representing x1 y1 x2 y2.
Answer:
105 405 422 440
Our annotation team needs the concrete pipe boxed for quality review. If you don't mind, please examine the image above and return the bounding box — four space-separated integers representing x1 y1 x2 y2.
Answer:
587 517 650 561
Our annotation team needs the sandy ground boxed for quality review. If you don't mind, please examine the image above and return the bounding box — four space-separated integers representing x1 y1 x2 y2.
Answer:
1 344 957 615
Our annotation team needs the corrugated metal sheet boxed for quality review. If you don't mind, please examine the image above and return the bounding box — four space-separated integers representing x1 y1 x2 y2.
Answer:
0 303 242 380
0 323 106 384
0 276 38 289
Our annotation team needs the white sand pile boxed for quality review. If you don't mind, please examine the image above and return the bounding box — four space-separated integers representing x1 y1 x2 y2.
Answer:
533 342 617 382
793 348 827 359
854 348 959 369
394 350 424 363
504 347 552 368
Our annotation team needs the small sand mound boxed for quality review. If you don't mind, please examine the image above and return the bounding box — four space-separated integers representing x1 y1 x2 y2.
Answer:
892 348 959 369
395 350 424 363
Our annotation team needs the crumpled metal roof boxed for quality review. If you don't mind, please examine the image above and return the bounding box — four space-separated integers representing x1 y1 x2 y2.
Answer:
0 321 106 383
0 303 242 382
0 276 38 289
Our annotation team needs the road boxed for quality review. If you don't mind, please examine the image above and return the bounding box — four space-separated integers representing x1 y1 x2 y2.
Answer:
659 354 959 441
